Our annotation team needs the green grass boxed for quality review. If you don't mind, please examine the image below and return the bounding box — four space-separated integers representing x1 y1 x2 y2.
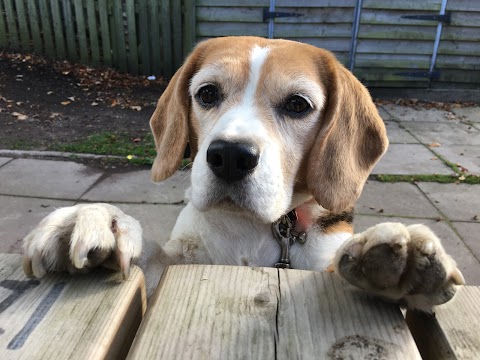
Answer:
373 174 480 185
55 132 156 165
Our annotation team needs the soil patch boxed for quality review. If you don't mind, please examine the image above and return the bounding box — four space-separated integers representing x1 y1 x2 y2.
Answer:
0 52 165 159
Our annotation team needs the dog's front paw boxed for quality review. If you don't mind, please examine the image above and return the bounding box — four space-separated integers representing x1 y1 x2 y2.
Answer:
23 203 142 279
333 222 465 311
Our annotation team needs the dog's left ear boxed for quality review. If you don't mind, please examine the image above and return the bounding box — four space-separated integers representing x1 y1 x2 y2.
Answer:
149 44 205 182
307 53 388 213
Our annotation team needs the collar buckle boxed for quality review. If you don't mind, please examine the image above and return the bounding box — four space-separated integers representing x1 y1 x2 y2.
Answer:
272 210 307 269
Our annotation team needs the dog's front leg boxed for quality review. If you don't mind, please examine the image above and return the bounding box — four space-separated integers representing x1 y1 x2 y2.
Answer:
333 222 465 312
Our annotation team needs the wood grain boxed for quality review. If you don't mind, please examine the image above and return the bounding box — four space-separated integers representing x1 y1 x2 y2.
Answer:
0 254 146 360
128 265 421 359
407 286 480 360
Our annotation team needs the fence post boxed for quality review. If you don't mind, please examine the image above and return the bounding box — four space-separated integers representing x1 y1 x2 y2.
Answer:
182 0 196 60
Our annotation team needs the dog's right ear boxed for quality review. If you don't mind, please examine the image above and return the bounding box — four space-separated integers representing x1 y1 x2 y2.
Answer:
150 45 204 182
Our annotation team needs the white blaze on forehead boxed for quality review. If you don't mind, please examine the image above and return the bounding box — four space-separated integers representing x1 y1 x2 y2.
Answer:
244 46 270 103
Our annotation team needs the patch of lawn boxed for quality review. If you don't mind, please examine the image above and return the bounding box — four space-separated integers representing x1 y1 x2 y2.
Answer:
55 132 156 165
372 174 480 185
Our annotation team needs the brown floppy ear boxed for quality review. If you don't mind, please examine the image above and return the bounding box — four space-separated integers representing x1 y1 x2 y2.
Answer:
149 47 204 182
307 54 388 213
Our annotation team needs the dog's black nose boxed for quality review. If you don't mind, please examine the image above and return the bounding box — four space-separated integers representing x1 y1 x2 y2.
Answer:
206 140 260 183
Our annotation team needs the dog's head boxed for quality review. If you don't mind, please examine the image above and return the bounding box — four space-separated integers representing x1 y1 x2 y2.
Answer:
150 37 388 222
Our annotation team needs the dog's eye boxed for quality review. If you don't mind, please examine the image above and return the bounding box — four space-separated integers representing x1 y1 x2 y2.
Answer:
197 85 220 107
284 95 311 115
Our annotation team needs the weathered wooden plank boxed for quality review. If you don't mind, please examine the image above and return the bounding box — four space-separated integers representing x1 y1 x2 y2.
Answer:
359 24 479 42
149 0 162 75
361 10 440 27
277 270 421 359
73 0 89 63
197 22 268 37
354 68 432 82
406 286 480 360
127 265 421 359
275 23 352 38
112 0 127 72
450 12 480 27
0 253 146 359
159 0 172 76
363 0 441 11
26 0 42 53
0 0 7 47
364 81 429 88
171 0 183 70
196 0 354 7
38 0 55 56
98 0 112 66
197 6 354 24
14 0 30 50
137 0 150 75
183 0 196 62
3 0 19 49
125 0 139 74
284 37 352 52
49 0 66 58
355 53 431 69
446 0 480 12
85 0 100 65
436 54 480 70
438 40 480 56
62 0 78 60
356 39 480 56
437 69 480 84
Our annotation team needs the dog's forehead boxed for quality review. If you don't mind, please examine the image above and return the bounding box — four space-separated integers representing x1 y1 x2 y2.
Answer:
193 38 321 85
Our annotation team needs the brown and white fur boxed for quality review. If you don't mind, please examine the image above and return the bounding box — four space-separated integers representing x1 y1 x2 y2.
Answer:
23 37 464 311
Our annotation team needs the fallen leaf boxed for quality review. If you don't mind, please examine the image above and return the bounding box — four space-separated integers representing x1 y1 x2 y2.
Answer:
68 96 75 101
91 102 99 106
133 137 141 142
47 91 53 95
16 101 23 105
430 157 438 160
458 175 466 181
377 209 384 213
473 215 478 221
50 112 61 118
130 105 142 111
61 101 71 105
12 112 28 120
428 142 441 148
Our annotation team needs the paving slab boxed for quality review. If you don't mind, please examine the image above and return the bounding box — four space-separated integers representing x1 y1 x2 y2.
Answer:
357 181 440 218
0 158 102 199
0 195 75 253
400 121 480 146
384 121 418 144
353 215 480 285
0 157 12 167
417 183 480 222
115 203 185 246
383 104 458 123
377 106 391 121
453 222 480 263
81 170 189 204
373 144 454 175
451 106 480 122
432 145 480 175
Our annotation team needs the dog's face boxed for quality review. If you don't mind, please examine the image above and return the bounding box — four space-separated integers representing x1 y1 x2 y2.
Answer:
150 37 388 222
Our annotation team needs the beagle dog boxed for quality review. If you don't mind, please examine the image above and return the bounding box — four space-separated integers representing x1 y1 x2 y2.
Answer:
23 37 464 311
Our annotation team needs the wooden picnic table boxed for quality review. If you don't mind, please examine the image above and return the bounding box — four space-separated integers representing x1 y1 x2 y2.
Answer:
0 253 478 359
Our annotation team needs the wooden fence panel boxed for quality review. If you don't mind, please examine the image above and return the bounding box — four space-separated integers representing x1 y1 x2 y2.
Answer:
14 0 29 49
98 0 112 66
0 1 7 47
3 0 20 50
49 0 65 58
26 1 42 53
85 0 100 65
125 0 139 74
62 0 78 60
73 0 89 63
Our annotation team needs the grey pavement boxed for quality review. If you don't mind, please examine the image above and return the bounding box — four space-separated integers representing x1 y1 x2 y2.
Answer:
0 104 479 285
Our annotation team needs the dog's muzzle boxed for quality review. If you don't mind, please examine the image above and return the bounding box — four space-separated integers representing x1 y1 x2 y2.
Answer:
206 140 260 183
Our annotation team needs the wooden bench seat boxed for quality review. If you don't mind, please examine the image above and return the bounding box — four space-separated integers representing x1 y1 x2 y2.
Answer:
0 254 146 360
